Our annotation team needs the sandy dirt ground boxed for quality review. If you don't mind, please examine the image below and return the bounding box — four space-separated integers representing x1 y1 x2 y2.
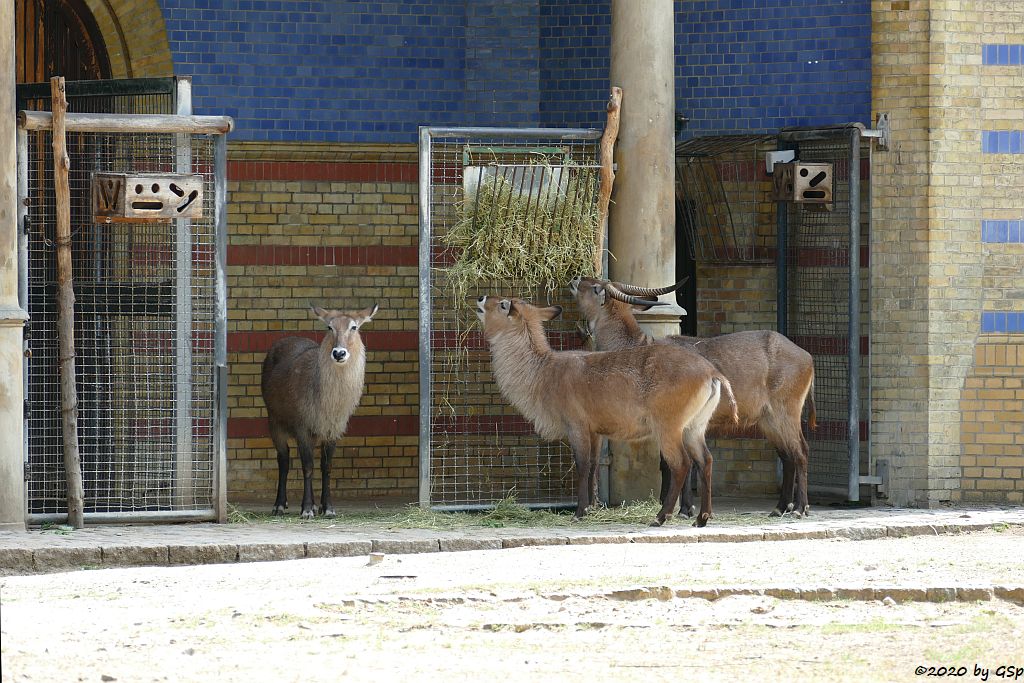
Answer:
2 527 1024 682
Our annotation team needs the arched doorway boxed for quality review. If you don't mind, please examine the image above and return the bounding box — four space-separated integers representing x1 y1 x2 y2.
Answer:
16 0 111 84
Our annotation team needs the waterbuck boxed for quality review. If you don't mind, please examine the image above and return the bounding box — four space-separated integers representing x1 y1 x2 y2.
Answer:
476 295 737 527
570 276 816 517
260 304 379 518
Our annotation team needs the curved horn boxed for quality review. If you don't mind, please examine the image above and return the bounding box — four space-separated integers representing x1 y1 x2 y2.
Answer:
604 281 668 307
613 276 690 298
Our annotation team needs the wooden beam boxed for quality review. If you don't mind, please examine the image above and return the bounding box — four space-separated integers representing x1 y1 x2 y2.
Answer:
595 86 622 276
51 76 85 529
18 110 234 135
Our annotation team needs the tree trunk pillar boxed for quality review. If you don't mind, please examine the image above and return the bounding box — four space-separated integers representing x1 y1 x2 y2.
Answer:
607 0 680 505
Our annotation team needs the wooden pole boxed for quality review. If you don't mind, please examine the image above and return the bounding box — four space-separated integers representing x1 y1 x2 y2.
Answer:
51 76 85 529
595 86 622 276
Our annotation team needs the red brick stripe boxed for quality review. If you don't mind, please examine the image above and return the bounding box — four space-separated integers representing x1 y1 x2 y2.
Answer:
229 160 417 183
229 330 417 354
228 245 417 267
229 414 418 439
790 335 870 357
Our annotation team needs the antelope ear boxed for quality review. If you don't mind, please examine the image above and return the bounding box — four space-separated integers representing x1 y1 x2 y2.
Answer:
311 305 330 321
500 299 515 317
538 305 562 321
594 285 608 306
358 303 379 326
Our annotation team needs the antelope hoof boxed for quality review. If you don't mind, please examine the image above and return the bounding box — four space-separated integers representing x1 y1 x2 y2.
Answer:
769 508 782 518
801 505 811 517
322 507 336 518
693 512 711 528
300 508 315 520
272 505 287 515
680 505 696 519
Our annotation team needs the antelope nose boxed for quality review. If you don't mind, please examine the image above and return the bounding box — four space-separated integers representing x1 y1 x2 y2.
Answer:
332 347 349 362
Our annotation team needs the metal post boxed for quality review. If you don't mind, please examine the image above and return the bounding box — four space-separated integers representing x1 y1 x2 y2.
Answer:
17 128 29 501
847 127 862 502
417 126 432 508
174 76 194 509
213 132 229 523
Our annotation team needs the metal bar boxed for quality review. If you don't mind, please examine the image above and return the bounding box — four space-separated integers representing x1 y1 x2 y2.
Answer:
423 126 602 141
847 127 862 503
428 502 576 513
18 111 234 134
174 77 194 510
28 509 217 526
418 126 433 509
16 77 176 101
214 132 229 522
17 128 29 499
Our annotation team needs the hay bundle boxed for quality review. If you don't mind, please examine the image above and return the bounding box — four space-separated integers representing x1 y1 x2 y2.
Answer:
442 163 600 304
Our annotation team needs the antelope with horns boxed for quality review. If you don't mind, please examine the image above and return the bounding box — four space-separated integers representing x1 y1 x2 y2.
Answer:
475 295 737 526
261 304 379 518
570 277 816 518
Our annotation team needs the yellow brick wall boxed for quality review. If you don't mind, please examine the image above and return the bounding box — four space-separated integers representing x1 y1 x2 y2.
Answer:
84 0 174 78
225 142 421 506
961 342 1024 504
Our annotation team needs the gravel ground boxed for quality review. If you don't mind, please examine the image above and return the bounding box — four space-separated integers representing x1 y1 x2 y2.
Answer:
2 526 1024 682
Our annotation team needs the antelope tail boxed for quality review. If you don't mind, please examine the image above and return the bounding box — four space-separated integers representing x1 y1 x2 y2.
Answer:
718 375 739 427
806 376 817 431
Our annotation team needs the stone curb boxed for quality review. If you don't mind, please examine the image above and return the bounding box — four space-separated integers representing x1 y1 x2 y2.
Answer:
325 583 1024 607
1 516 1021 576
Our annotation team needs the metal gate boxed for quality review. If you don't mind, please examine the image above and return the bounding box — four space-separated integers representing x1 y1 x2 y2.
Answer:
777 124 870 501
418 126 603 510
16 79 230 523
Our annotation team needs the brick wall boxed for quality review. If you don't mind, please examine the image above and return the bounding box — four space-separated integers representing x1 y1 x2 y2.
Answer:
872 0 1024 507
224 142 420 505
959 2 1024 504
961 343 1024 504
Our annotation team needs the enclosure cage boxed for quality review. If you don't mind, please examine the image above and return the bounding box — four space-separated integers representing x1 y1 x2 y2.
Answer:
418 126 604 511
675 134 777 264
16 78 229 523
674 126 870 503
777 125 871 501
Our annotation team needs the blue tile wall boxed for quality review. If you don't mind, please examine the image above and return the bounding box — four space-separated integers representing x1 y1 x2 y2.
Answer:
983 44 1024 65
539 1 610 129
465 0 541 126
676 0 872 137
160 0 468 142
159 0 872 143
981 312 1024 334
982 131 1024 154
982 220 1024 244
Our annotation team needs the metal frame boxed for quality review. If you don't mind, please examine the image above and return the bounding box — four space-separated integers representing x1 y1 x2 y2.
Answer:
16 100 232 524
418 126 603 510
776 123 867 502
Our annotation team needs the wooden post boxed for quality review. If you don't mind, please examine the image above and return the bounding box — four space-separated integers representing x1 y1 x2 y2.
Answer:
51 76 85 529
595 86 622 276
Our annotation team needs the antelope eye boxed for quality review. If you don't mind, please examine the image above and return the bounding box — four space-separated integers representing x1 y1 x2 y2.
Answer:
349 323 358 331
500 300 509 311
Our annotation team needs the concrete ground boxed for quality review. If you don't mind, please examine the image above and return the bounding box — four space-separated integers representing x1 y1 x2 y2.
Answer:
2 497 1023 576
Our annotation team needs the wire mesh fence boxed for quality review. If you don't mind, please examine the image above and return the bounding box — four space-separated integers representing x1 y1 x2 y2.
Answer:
675 134 777 263
20 125 222 520
419 127 603 510
781 135 870 496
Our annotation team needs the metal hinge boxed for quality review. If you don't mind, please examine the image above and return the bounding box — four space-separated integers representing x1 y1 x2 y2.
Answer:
861 113 890 151
859 460 889 497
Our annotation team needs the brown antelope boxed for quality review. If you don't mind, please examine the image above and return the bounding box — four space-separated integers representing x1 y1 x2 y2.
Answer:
260 304 379 518
570 276 816 517
475 295 737 526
